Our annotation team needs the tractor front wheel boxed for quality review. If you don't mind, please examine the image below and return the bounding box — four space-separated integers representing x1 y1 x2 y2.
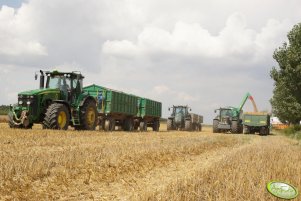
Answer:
213 119 219 133
43 103 70 130
167 119 173 131
185 120 192 131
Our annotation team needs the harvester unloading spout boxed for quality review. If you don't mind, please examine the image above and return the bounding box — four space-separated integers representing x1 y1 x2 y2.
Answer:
238 92 258 113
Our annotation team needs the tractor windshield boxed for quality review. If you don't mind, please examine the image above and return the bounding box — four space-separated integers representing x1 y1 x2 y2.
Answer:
47 75 71 91
221 109 232 117
175 107 184 114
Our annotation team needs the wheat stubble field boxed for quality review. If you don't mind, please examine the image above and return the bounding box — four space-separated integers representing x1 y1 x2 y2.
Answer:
0 122 301 201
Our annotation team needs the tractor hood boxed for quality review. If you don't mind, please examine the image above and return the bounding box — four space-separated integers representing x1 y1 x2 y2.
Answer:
18 88 60 96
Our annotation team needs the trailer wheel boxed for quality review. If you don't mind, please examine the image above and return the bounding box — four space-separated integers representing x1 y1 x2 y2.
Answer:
139 121 147 132
104 118 115 131
199 124 202 131
167 119 173 131
213 119 219 133
78 99 97 130
124 118 134 131
185 120 192 131
43 103 70 130
259 127 267 135
152 120 160 131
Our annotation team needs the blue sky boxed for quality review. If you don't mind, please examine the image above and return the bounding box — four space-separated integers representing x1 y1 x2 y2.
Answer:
0 0 300 122
0 0 23 8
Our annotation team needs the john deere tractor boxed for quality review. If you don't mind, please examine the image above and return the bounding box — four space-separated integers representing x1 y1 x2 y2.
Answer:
167 105 203 131
212 92 258 134
8 70 98 130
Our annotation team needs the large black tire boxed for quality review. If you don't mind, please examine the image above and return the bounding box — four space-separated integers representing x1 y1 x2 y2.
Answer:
167 119 173 131
152 120 160 131
185 120 192 131
124 118 134 131
78 99 97 130
259 127 268 136
43 103 70 130
213 119 219 133
231 121 239 134
139 121 147 132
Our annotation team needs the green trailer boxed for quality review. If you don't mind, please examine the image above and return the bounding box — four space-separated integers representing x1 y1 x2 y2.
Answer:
83 84 139 131
136 97 161 131
242 112 270 135
83 84 161 132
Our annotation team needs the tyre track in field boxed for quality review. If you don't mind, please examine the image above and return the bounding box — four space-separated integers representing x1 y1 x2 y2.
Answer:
91 134 265 201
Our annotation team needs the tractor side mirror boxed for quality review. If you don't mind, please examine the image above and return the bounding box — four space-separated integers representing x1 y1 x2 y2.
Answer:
214 110 217 113
35 73 38 80
168 108 170 111
190 108 192 111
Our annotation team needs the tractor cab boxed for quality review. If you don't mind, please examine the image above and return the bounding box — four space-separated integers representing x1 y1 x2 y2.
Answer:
39 70 84 103
168 105 191 127
170 105 190 116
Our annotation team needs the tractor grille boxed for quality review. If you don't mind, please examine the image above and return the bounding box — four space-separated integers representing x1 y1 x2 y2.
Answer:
18 95 38 115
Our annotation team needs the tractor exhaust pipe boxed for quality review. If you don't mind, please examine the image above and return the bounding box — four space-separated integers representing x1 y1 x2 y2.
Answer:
39 70 44 89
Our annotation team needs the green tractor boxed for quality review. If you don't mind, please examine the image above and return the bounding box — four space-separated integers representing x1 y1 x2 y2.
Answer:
8 70 98 130
213 93 258 134
167 105 203 131
212 107 243 133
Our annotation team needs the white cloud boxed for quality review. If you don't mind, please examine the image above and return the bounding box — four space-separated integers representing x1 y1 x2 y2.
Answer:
102 12 291 63
0 5 47 56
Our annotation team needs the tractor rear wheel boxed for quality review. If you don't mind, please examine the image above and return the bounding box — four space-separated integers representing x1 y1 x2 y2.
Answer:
43 103 70 130
185 120 192 131
139 121 147 131
79 99 97 130
231 121 239 134
213 119 219 133
167 119 173 131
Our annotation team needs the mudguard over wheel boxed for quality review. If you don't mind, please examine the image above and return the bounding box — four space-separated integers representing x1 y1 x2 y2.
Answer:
43 103 70 130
